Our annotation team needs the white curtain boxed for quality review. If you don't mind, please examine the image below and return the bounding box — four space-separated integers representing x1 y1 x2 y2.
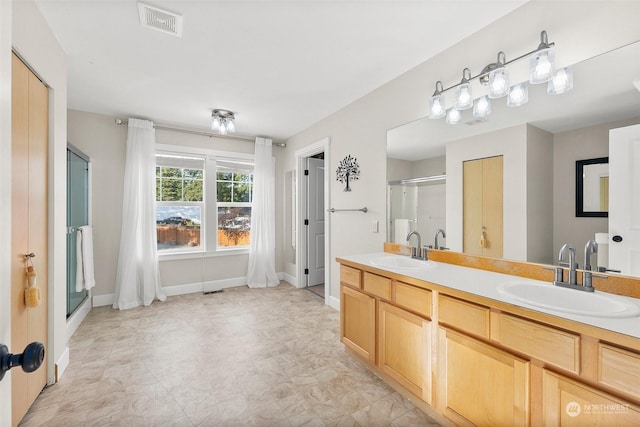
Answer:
113 118 166 309
247 137 279 288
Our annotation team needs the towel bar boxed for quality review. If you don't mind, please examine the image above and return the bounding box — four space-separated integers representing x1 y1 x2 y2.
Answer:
328 207 368 213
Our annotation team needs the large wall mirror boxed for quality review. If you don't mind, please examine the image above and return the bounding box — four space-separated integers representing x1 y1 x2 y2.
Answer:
576 157 608 218
386 40 640 273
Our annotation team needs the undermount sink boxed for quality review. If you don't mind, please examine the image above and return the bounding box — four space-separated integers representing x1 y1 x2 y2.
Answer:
497 282 640 318
370 255 432 270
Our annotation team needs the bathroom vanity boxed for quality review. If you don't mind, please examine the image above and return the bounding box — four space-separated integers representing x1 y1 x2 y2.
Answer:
337 249 640 426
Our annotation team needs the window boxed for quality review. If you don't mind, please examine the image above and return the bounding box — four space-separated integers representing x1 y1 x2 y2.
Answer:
156 154 204 252
216 160 253 248
155 149 254 254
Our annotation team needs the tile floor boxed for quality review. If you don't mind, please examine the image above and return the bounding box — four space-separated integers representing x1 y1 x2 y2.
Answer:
21 283 443 426
306 284 324 299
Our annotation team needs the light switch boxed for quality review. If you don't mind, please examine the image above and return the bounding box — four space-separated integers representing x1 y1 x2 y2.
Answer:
372 220 379 233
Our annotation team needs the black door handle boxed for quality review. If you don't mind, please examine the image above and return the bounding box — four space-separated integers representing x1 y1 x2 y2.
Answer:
612 235 623 243
0 342 45 382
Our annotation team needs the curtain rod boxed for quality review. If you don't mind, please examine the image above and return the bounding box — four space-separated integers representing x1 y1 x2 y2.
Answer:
114 119 286 147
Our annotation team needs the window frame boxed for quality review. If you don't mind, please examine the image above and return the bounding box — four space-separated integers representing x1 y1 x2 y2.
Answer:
155 144 254 260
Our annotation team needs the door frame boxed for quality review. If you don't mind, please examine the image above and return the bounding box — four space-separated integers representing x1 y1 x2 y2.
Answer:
295 138 330 302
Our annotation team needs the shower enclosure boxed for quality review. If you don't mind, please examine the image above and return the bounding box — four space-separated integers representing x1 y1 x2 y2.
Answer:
388 175 446 247
66 146 89 317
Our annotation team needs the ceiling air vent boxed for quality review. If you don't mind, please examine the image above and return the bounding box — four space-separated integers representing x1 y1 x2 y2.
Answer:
138 2 183 37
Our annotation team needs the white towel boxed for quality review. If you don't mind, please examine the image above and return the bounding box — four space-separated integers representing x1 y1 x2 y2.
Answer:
76 225 96 292
394 219 411 244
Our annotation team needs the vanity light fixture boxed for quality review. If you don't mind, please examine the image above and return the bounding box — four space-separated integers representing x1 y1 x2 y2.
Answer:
529 31 555 84
428 81 446 119
507 82 529 107
455 68 473 110
427 30 573 124
487 52 510 98
547 66 573 95
211 109 236 135
445 108 462 124
473 95 491 117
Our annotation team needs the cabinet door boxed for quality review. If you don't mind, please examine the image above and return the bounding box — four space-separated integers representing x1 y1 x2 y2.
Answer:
340 285 375 364
437 328 529 426
463 155 503 257
543 370 640 426
378 301 431 403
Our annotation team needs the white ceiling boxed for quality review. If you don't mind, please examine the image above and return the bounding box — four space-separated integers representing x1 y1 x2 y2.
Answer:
34 0 528 141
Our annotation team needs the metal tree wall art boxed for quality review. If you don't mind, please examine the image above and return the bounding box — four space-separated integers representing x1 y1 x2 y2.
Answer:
336 155 360 192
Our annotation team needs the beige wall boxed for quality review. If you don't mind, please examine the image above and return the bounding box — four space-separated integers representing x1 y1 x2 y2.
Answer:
67 109 287 300
553 116 640 267
283 1 640 303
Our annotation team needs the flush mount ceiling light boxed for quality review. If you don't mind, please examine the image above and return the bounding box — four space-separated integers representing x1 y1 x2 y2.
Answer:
427 30 573 124
211 109 236 135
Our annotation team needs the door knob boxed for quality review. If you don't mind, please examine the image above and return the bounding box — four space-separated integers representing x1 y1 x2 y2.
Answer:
0 342 45 382
612 235 623 242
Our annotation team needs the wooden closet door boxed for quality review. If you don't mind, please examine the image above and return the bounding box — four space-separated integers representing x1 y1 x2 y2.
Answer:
11 53 49 427
463 156 503 257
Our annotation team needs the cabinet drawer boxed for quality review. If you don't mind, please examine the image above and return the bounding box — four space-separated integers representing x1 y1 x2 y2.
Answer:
497 313 579 373
363 272 391 300
599 343 640 399
439 295 490 339
340 265 361 289
394 281 432 318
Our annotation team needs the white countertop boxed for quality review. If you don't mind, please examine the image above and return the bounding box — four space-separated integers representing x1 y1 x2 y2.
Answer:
339 252 640 339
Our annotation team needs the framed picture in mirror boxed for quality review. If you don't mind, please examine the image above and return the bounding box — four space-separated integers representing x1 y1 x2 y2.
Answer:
576 157 609 217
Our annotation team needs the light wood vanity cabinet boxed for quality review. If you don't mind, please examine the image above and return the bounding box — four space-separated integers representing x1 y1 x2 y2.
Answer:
379 301 431 402
340 285 375 364
437 327 530 426
543 370 640 426
338 261 640 426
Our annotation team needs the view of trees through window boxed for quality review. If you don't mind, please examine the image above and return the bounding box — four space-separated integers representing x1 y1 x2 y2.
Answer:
216 165 253 248
156 161 203 251
155 155 254 252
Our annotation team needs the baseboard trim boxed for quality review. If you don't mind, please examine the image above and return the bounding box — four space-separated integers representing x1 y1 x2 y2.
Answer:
92 275 260 307
67 296 92 341
282 272 298 287
328 295 340 311
55 346 69 383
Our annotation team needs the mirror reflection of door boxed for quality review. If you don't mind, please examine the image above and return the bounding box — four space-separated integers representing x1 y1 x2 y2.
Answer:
306 155 325 287
609 124 640 277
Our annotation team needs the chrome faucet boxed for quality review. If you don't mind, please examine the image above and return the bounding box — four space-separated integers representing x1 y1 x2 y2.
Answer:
406 231 426 260
550 243 600 292
583 239 598 271
583 240 606 290
555 243 579 288
434 229 447 250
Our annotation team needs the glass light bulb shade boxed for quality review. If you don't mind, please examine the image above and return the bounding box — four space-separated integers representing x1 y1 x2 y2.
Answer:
455 83 473 110
507 82 529 107
226 119 235 133
529 48 555 84
211 116 221 130
473 96 491 117
488 67 510 98
445 108 462 125
219 119 228 135
547 66 573 95
429 94 446 119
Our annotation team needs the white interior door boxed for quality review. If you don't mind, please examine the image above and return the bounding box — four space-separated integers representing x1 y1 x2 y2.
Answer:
306 157 325 286
608 123 640 277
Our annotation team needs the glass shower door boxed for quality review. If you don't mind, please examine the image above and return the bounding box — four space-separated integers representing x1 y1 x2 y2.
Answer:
67 147 89 317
